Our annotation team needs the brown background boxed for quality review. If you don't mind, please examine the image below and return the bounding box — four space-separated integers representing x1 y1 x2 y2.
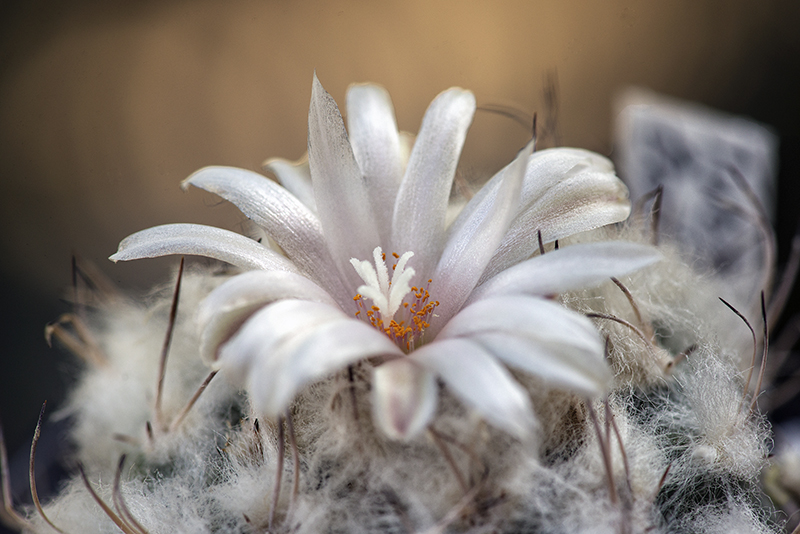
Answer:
1 0 799 481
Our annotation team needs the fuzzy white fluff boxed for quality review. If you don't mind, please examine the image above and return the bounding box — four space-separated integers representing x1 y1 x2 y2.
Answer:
14 77 778 533
19 224 777 534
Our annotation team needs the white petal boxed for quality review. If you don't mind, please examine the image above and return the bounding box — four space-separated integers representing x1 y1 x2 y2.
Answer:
411 338 536 439
398 131 415 167
481 148 631 282
391 88 476 282
217 300 345 388
475 333 611 397
441 296 603 358
184 166 350 305
109 223 298 273
197 271 338 364
347 83 403 247
467 241 661 304
262 155 317 213
429 140 533 331
247 316 403 417
372 359 438 440
439 296 611 397
308 74 381 289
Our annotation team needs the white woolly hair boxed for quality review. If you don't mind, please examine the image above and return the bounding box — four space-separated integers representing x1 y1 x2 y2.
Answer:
56 268 244 478
20 223 778 534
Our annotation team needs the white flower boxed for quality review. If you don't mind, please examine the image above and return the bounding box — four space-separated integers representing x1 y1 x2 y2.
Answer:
111 74 659 440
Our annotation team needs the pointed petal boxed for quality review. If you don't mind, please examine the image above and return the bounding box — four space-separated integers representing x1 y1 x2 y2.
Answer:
246 318 403 418
474 332 611 396
398 131 415 167
392 88 476 282
184 166 350 306
411 338 536 439
481 148 631 282
467 241 661 304
197 271 338 364
217 300 345 388
441 296 602 355
262 155 317 213
347 83 404 247
308 74 380 289
372 359 438 440
439 296 610 396
429 141 533 331
109 223 299 273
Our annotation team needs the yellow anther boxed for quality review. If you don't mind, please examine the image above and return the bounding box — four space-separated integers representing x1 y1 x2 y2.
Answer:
350 247 437 353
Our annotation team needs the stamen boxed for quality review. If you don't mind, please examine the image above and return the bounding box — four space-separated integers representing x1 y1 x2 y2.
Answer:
350 246 438 352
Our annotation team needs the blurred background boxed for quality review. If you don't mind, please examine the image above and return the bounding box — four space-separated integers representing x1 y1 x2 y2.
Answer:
1 0 799 518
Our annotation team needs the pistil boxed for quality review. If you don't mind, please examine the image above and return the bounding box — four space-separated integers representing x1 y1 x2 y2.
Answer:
350 247 438 352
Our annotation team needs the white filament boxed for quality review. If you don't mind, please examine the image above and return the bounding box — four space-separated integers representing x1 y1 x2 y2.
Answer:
350 246 415 320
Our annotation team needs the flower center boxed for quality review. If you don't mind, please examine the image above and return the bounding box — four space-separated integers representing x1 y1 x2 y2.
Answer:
350 246 438 352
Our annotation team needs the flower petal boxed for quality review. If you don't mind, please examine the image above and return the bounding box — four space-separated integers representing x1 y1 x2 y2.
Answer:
109 223 298 273
308 74 381 289
411 338 536 439
372 359 438 440
429 140 533 331
438 295 610 396
480 148 631 282
347 83 404 247
441 295 602 355
475 333 611 397
197 271 338 364
217 299 345 388
391 88 476 282
246 319 403 418
184 166 350 306
262 155 317 213
467 241 661 304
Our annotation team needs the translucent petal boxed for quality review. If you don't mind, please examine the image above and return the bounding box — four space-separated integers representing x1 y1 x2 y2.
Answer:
184 166 350 306
411 338 536 439
439 296 610 397
468 241 661 304
308 74 381 290
441 295 602 358
246 316 403 417
347 83 403 247
372 359 438 440
480 148 631 282
109 223 298 273
391 88 476 282
217 300 345 388
429 140 533 331
262 155 317 213
197 271 338 364
476 333 611 397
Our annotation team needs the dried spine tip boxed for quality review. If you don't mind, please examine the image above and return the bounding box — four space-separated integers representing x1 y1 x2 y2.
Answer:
29 402 67 534
78 463 138 534
155 256 185 431
113 455 149 534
